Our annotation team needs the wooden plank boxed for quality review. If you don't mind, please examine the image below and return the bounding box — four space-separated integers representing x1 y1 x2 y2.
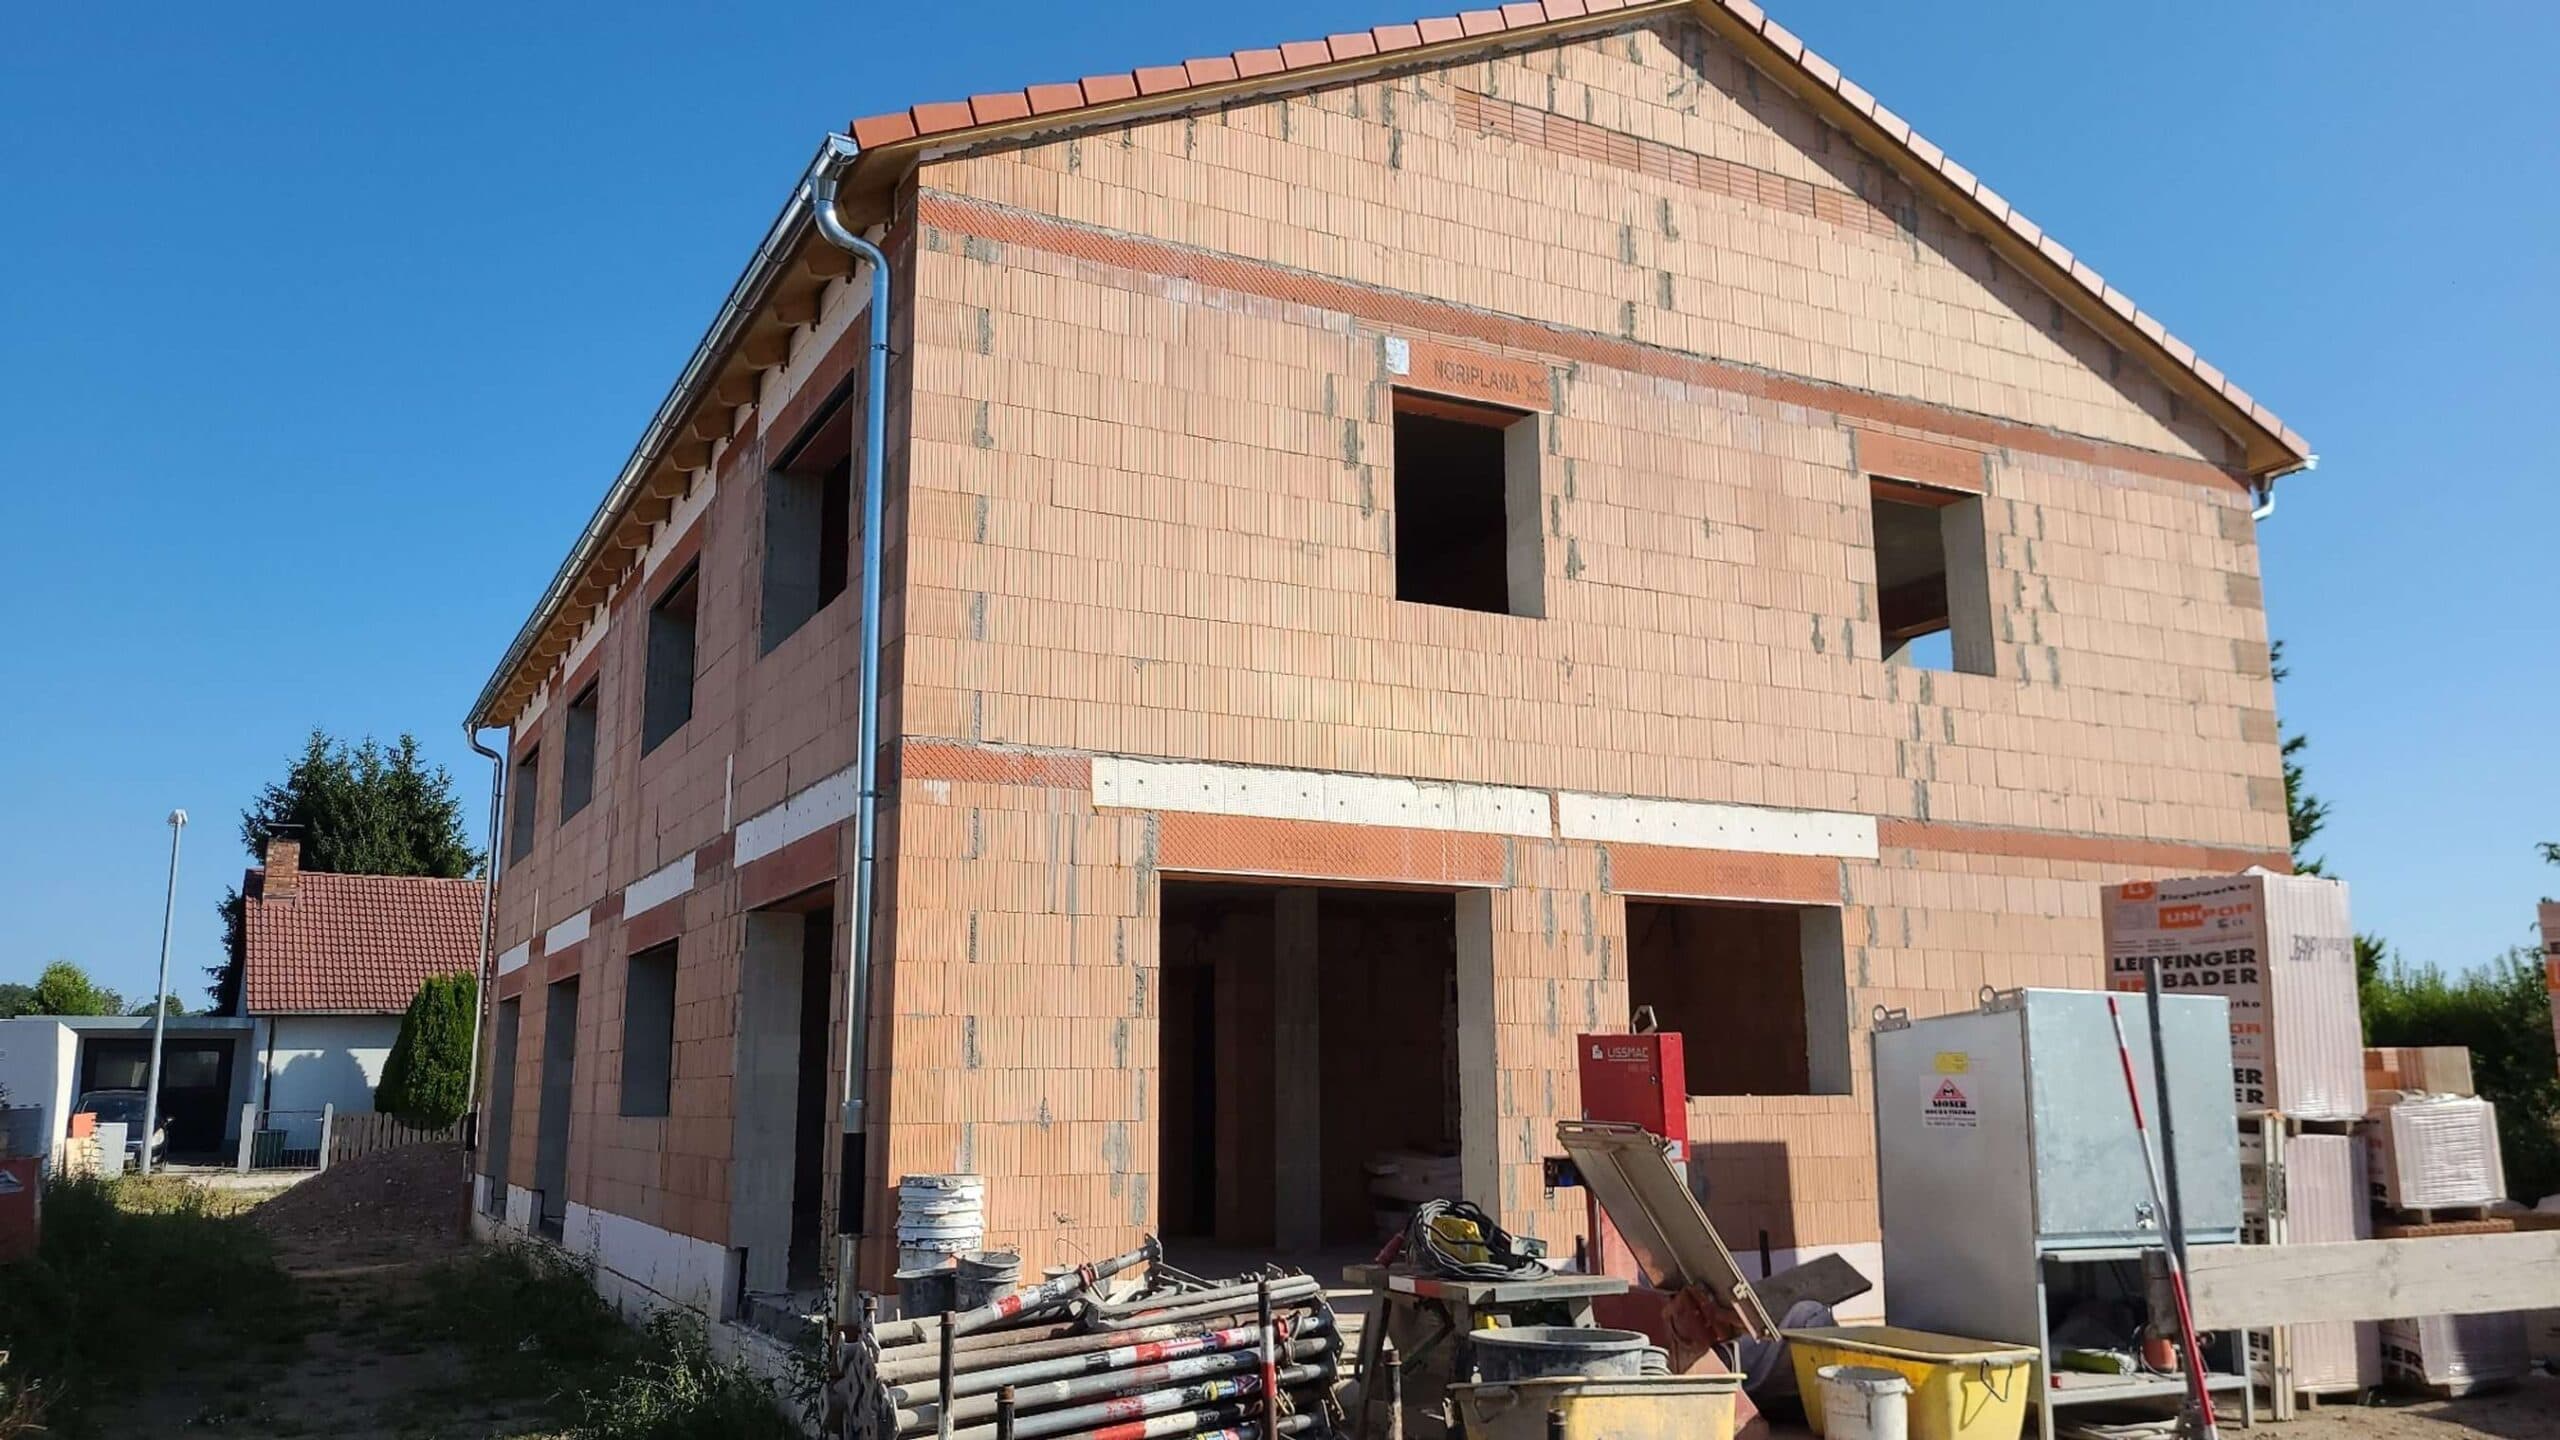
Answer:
2173 1232 2560 1328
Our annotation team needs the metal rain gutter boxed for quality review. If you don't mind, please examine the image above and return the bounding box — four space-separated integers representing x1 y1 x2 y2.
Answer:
460 726 506 1139
463 154 828 730
800 132 891 1220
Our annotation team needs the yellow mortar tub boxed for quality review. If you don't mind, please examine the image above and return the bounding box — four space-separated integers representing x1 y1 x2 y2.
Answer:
1450 1374 1740 1440
1787 1326 2037 1440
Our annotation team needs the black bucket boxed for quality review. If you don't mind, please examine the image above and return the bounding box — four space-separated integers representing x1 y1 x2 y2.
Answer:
1469 1326 1664 1382
895 1263 957 1319
955 1249 1024 1311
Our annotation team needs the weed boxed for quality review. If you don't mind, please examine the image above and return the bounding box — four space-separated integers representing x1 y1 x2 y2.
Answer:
0 1174 306 1433
570 1309 799 1440
391 1241 631 1405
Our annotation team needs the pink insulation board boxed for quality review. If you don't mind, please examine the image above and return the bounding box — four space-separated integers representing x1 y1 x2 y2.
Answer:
2102 871 2366 1120
2380 1313 2529 1392
2242 1130 2381 1392
2367 1094 2505 1210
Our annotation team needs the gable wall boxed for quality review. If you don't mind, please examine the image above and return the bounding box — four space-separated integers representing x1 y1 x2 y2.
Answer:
866 15 2290 1276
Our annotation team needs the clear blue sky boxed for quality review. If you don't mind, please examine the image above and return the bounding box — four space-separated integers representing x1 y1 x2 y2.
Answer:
3 3 2553 1009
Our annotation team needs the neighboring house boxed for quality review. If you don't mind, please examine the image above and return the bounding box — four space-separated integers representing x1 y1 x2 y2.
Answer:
466 0 2308 1337
239 835 484 1147
0 1013 257 1167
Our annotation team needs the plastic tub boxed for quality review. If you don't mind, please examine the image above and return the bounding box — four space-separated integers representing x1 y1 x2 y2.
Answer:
1450 1374 1738 1440
1816 1364 1911 1440
1470 1327 1662 1382
1786 1327 2034 1440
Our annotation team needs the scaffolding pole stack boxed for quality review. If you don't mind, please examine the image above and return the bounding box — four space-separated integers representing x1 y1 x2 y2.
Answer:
843 1240 1343 1440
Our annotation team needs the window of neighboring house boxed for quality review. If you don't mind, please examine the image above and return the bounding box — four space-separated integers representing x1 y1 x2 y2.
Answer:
1869 478 1993 675
761 399 856 653
1390 391 1543 617
506 744 540 866
559 682 599 821
1623 899 1851 1098
620 941 679 1118
642 562 699 754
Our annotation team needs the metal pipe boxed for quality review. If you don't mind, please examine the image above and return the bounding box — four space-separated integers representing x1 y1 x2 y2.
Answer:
2140 954 2188 1278
802 134 892 1272
890 1322 1331 1414
875 1313 1312 1385
1042 1407 1316 1440
875 1320 1086 1374
885 1316 1334 1407
140 808 186 1176
1084 1289 1324 1334
898 1338 1331 1434
873 1242 1157 1346
939 1318 959 1440
1077 1277 1323 1329
946 1362 1332 1440
996 1388 1017 1440
460 728 506 1142
1254 1279 1277 1440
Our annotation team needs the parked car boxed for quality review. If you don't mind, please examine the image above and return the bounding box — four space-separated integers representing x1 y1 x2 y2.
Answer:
75 1090 167 1169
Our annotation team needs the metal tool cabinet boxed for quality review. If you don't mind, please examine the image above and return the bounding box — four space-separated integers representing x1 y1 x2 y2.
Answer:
1873 988 2255 1440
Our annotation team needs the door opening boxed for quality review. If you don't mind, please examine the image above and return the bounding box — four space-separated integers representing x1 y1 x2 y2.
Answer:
536 977 580 1241
485 996 520 1216
1158 882 1461 1257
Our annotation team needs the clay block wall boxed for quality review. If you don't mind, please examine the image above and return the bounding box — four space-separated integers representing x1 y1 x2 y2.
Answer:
864 12 2288 1275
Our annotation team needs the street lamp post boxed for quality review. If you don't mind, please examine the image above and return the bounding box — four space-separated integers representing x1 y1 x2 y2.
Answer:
141 809 186 1176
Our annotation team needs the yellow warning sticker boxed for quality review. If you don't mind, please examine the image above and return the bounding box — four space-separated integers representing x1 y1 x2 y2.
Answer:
1933 1051 1971 1075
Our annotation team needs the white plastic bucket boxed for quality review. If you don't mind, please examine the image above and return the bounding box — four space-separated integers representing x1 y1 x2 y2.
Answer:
897 1173 985 1257
1816 1364 1911 1440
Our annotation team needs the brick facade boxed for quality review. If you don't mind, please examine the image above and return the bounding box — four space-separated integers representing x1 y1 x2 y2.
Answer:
477 10 2289 1307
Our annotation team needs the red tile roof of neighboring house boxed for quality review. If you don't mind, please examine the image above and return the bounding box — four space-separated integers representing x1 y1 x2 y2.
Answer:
241 869 484 1016
842 0 2310 471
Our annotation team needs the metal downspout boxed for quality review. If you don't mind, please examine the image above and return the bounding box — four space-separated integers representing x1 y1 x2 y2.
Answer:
803 137 892 1278
461 727 507 1207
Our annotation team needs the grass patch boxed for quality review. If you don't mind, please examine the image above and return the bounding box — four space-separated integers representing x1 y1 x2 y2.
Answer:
0 1173 308 1435
383 1242 798 1439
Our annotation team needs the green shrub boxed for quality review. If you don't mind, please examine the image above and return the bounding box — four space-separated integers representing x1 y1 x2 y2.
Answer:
377 971 478 1127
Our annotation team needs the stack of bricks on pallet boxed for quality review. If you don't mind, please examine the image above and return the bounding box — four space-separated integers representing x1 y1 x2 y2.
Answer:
2099 869 2364 1121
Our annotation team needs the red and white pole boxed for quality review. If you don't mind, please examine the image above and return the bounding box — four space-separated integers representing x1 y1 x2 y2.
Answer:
2105 994 2220 1440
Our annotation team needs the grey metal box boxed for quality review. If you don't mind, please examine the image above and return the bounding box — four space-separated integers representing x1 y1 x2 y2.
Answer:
1874 988 2241 1346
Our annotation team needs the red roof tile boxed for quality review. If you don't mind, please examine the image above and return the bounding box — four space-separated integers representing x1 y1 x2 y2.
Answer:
241 870 484 1015
830 0 2308 472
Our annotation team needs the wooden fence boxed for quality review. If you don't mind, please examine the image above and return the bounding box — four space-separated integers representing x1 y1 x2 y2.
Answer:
325 1110 462 1168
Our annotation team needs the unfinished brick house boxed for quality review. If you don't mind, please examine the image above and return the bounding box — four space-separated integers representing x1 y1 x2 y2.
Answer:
466 0 2310 1329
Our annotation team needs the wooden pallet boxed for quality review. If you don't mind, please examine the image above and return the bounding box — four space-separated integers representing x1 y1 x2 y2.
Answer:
2242 1112 2363 1136
2374 1216 2513 1240
2377 1203 2496 1227
2506 1209 2560 1232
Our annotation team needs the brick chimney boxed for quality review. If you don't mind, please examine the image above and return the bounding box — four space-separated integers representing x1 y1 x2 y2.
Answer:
264 833 302 899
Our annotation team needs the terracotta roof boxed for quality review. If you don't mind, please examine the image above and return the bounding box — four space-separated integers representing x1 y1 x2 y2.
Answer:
843 0 2310 472
241 870 485 1015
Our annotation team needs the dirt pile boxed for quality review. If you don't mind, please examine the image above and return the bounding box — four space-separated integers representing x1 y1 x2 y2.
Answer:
249 1142 470 1257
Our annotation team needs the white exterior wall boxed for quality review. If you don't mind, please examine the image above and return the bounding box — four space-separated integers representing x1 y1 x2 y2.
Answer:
0 1018 78 1170
253 1013 403 1148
